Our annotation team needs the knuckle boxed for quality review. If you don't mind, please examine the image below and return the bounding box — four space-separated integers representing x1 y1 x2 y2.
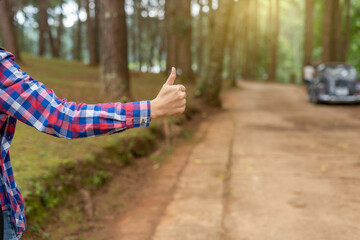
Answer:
178 84 185 91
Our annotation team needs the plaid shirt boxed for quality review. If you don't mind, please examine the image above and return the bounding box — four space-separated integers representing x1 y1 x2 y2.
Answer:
0 49 151 234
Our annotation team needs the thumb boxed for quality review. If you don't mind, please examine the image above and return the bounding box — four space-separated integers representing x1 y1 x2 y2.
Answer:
165 67 177 85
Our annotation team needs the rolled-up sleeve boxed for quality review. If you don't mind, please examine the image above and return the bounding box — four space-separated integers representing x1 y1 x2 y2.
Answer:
0 50 151 139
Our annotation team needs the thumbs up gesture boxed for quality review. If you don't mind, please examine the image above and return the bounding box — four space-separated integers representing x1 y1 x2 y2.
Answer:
150 67 187 119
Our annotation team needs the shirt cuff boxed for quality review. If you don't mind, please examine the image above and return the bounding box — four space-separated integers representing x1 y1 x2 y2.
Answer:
124 101 151 129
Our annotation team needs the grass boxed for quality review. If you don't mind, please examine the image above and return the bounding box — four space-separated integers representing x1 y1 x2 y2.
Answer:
11 54 196 210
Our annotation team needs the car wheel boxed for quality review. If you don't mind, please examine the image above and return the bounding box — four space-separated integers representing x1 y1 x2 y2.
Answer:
311 91 319 104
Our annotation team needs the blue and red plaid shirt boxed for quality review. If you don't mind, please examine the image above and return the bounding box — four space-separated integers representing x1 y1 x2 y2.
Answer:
0 49 151 234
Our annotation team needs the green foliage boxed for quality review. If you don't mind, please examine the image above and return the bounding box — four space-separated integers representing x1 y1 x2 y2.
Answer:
348 0 360 72
181 129 193 139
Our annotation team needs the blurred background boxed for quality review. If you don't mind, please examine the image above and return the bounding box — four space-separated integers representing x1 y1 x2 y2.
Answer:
1 0 359 85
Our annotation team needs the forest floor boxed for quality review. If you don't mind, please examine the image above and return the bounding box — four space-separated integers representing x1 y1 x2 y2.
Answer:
30 81 360 240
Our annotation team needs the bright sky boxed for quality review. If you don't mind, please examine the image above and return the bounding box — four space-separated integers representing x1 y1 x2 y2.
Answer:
16 0 217 29
17 2 87 28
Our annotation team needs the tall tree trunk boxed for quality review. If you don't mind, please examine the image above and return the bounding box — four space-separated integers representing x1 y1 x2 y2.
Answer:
54 0 64 58
130 0 138 70
268 0 280 82
341 0 351 62
228 1 241 85
137 0 144 70
177 0 194 82
38 0 49 56
196 0 216 95
165 0 193 81
99 0 131 99
75 0 83 61
165 0 178 73
94 0 100 63
196 0 204 77
209 0 213 10
146 3 154 72
251 0 259 79
38 0 56 56
159 7 166 72
335 0 343 61
303 0 314 67
268 0 273 39
86 0 100 66
266 0 273 80
241 0 250 79
203 0 234 106
322 0 341 62
0 0 21 61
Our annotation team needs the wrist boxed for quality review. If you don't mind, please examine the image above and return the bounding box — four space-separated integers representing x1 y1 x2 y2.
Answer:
150 100 160 119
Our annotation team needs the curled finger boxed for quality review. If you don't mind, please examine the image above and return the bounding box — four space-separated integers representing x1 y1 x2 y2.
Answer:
178 84 186 92
179 92 187 99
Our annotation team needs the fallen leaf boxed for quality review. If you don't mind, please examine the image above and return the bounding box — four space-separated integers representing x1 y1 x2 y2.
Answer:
310 143 317 149
217 173 226 179
337 142 348 149
153 163 160 170
194 159 203 164
246 166 253 172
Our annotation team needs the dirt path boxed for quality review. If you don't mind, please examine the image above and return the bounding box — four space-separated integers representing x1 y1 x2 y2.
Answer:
222 82 360 239
76 82 360 239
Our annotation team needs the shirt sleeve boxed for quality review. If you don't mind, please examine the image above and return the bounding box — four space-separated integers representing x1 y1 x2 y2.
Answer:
0 50 151 139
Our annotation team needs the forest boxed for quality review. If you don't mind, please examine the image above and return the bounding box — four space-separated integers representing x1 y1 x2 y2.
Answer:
0 0 359 105
1 1 360 239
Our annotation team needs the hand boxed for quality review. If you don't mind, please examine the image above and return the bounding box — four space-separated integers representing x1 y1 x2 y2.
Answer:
151 67 186 119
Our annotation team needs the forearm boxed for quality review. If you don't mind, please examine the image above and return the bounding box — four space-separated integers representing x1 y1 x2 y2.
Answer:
36 99 151 139
0 50 151 139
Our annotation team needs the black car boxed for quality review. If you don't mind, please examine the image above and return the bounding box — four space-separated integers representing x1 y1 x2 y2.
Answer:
308 63 360 104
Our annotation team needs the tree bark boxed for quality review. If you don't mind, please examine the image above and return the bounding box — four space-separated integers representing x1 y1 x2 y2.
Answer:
322 0 341 62
165 0 178 73
303 0 314 67
38 0 48 56
99 0 131 99
137 0 144 70
196 0 204 77
266 0 273 79
165 0 193 82
341 0 351 62
54 0 64 58
241 0 250 80
86 0 100 66
158 4 166 72
228 1 241 85
335 0 343 62
38 0 56 57
203 0 234 106
130 0 138 70
0 0 21 61
268 0 280 82
177 0 194 82
251 0 259 79
75 0 83 61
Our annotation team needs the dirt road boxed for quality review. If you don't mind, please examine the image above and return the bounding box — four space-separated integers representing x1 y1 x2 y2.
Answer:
82 82 360 240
